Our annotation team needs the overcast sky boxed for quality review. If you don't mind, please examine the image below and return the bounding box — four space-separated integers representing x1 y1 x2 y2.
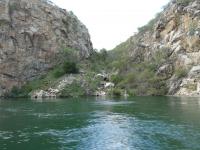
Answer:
51 0 170 50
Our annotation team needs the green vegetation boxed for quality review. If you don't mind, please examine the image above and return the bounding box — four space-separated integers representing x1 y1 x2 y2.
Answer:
188 21 198 36
0 19 9 26
107 61 169 96
116 62 168 96
9 3 19 14
60 81 85 97
86 48 109 72
175 67 188 78
63 61 79 74
185 83 197 91
110 74 123 85
176 0 194 6
53 61 79 78
8 86 31 98
8 59 79 97
85 72 101 93
6 45 109 98
6 45 79 97
109 88 122 97
107 43 170 96
6 0 197 98
7 68 61 98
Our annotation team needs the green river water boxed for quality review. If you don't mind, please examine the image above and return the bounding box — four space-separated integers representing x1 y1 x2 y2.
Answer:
0 96 200 150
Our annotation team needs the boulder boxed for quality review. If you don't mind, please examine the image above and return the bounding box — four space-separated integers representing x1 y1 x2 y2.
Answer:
189 66 200 77
104 82 115 88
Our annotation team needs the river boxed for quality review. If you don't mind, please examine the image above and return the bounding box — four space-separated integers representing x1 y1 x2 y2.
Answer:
0 96 200 150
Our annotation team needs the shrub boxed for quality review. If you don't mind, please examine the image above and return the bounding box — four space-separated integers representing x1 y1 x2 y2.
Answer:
109 88 122 97
175 68 188 78
60 82 85 97
176 0 194 6
110 75 123 85
8 85 32 98
87 49 109 72
53 61 79 78
112 59 169 96
8 86 23 97
127 90 136 97
152 48 170 67
53 67 65 78
61 47 79 62
63 61 79 74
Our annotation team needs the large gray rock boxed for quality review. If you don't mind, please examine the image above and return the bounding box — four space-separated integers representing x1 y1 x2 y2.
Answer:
0 0 93 95
156 64 174 79
189 66 200 77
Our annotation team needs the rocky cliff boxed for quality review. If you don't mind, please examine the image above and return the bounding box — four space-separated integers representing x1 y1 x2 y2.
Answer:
109 0 200 96
0 0 93 96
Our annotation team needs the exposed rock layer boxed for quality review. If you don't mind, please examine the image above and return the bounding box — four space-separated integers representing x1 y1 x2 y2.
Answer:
112 0 200 96
0 0 93 96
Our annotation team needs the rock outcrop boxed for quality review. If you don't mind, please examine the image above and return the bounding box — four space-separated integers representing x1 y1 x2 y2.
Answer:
111 0 200 96
30 72 115 99
0 0 93 96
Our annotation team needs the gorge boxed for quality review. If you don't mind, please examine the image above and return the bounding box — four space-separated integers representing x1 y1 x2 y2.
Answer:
1 0 200 97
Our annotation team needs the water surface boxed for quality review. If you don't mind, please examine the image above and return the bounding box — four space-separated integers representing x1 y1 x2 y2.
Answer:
0 96 200 150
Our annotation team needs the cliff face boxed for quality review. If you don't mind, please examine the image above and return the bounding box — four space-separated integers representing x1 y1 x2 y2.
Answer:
110 0 200 96
0 0 93 96
158 0 200 96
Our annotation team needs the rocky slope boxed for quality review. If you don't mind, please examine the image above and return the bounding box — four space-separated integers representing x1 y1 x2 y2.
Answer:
2 0 200 98
109 0 200 96
0 0 93 96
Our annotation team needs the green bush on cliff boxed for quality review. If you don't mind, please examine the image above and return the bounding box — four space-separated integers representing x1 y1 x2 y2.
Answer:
53 68 65 78
175 68 188 78
8 86 30 98
176 0 194 6
108 55 169 96
53 61 79 78
60 82 85 97
63 61 79 74
154 49 169 65
62 47 79 62
87 49 109 72
109 88 122 97
8 61 79 97
110 75 123 85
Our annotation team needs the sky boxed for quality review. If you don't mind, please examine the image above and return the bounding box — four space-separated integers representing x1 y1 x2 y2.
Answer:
51 0 170 50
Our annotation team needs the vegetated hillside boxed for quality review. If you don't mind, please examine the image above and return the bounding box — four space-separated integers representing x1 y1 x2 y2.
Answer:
108 0 200 96
2 0 200 98
0 0 93 96
0 0 114 98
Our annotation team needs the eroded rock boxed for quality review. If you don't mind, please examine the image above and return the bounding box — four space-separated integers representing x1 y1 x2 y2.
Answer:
0 0 93 96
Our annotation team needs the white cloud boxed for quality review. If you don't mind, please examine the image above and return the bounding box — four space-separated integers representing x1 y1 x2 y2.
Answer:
51 0 170 50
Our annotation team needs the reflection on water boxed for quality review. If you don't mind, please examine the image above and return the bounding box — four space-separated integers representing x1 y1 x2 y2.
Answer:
0 97 200 150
